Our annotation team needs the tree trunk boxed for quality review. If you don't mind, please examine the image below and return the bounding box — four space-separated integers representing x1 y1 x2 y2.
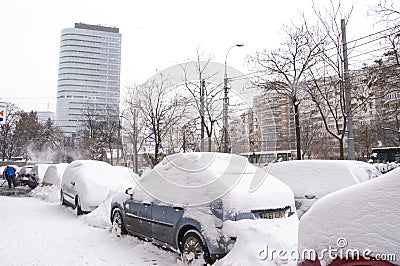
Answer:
339 138 344 160
293 100 302 160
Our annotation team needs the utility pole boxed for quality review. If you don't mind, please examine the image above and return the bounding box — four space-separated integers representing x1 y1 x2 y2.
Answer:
223 44 244 153
341 19 355 160
223 70 229 153
200 79 205 152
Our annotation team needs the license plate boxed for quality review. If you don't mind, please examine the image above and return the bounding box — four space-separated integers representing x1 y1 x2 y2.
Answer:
260 210 285 219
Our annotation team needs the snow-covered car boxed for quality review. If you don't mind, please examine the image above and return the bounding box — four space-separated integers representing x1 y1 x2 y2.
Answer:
61 160 135 215
16 164 34 186
298 168 400 266
266 160 381 217
110 152 297 264
28 163 52 188
42 163 69 187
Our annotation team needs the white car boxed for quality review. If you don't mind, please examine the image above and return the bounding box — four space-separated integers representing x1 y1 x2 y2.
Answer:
266 160 381 217
42 163 69 187
61 160 135 215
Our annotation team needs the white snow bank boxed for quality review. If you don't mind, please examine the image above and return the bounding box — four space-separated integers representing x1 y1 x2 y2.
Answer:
30 185 60 203
81 192 114 229
217 215 299 265
0 195 182 266
42 163 69 187
298 168 400 265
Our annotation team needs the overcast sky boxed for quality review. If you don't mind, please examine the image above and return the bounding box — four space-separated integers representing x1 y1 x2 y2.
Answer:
0 0 381 113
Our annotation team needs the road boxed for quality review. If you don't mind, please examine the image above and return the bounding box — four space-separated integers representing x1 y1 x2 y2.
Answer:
0 183 182 266
0 178 32 196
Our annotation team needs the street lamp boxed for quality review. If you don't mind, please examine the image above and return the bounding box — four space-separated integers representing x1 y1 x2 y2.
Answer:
223 44 244 153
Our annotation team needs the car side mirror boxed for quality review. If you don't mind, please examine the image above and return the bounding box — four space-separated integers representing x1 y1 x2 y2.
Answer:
125 187 134 196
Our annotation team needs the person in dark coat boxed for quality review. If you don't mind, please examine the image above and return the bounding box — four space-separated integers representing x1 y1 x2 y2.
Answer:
4 165 17 188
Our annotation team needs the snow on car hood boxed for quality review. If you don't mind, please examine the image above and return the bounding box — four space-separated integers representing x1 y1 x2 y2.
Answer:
298 168 400 265
133 152 295 212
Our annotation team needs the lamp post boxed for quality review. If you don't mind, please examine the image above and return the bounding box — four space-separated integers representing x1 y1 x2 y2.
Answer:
223 44 244 153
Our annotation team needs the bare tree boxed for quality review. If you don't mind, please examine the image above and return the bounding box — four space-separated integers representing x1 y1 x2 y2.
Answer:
138 74 188 166
122 84 146 173
299 105 319 159
302 0 359 159
361 0 400 148
370 0 400 26
248 22 324 160
77 104 120 163
180 50 223 152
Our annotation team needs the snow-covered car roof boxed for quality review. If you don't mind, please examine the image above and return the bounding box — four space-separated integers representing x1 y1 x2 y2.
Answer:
298 168 400 265
134 152 296 212
267 160 380 198
62 160 135 188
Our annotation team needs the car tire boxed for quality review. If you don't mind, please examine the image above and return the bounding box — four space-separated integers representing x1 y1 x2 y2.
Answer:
112 209 127 236
60 190 67 206
75 196 83 216
180 229 211 265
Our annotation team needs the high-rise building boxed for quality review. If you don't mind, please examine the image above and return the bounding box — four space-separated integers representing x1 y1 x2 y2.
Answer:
56 23 122 136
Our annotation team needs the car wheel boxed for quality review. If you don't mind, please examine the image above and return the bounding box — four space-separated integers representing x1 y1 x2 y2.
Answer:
180 229 211 265
112 209 127 236
75 196 83 216
60 190 67 206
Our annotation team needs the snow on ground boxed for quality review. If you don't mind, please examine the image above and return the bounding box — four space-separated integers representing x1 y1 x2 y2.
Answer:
0 185 299 265
0 187 182 266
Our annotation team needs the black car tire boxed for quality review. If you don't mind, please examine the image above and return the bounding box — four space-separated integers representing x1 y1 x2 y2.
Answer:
180 229 211 265
75 196 83 216
112 209 127 236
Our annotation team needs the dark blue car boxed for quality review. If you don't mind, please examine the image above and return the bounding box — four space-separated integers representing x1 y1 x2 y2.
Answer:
110 152 295 264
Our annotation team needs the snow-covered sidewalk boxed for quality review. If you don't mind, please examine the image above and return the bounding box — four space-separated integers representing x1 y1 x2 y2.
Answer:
0 195 181 266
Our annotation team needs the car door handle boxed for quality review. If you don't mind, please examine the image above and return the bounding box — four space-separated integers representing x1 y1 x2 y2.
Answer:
143 202 151 207
173 206 183 211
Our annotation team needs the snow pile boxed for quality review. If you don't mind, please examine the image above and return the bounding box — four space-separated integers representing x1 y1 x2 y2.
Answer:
42 163 69 187
298 168 400 265
30 185 61 203
218 215 299 265
81 192 115 229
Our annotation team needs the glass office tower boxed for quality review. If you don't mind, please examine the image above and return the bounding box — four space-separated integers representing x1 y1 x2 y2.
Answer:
56 23 121 136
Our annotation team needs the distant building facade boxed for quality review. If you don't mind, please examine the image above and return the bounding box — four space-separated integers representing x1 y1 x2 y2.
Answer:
56 23 122 136
36 111 55 124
